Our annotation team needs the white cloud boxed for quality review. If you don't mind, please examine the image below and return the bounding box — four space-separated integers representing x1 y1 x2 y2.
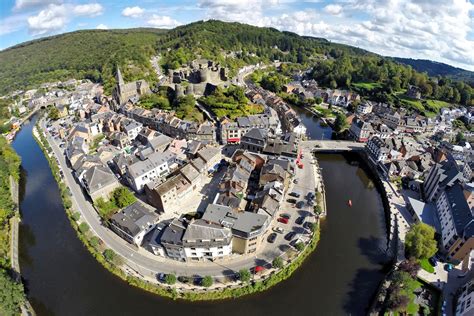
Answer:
27 4 68 35
147 15 182 28
122 6 145 18
73 3 103 17
0 14 28 36
323 4 343 16
14 0 62 11
96 23 108 30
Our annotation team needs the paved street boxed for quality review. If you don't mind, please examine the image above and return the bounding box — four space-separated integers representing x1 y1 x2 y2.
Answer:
40 119 320 282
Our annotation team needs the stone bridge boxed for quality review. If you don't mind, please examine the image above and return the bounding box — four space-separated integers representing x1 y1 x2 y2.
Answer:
301 140 366 152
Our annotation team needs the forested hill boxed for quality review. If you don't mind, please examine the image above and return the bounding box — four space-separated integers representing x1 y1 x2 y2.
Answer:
0 19 472 103
0 28 166 94
393 57 474 84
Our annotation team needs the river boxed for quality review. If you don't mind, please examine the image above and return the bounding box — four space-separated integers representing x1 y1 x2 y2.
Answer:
13 114 390 315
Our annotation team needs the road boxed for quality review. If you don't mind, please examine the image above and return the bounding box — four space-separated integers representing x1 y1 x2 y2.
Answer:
40 119 319 281
302 139 366 152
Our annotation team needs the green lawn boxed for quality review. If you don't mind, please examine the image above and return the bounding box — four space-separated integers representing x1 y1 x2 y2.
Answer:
313 105 336 118
352 82 382 91
419 258 435 273
398 94 425 112
425 99 451 112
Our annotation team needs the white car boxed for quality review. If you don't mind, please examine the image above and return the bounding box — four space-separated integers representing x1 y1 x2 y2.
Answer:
273 227 284 234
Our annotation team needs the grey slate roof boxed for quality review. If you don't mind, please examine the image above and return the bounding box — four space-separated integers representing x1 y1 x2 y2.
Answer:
182 219 232 247
110 201 158 238
82 165 118 194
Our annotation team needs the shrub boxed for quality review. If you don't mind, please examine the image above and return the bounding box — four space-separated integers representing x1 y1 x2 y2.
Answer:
113 186 136 208
238 269 251 283
165 274 176 285
89 236 101 249
201 276 213 287
103 249 116 262
78 222 89 233
72 212 81 221
272 257 284 269
295 242 305 252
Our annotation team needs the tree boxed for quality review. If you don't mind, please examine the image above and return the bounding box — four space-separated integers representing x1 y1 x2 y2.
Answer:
89 236 101 249
295 242 305 251
48 106 60 120
0 269 25 316
165 274 176 285
79 222 89 233
238 269 251 283
272 257 284 269
405 223 437 260
112 186 136 208
103 249 117 262
334 112 349 133
313 205 322 215
72 212 81 221
201 276 213 287
315 97 323 105
398 259 421 278
456 131 466 143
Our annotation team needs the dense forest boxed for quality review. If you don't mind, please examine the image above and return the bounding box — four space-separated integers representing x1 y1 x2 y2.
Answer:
393 57 474 84
0 28 166 95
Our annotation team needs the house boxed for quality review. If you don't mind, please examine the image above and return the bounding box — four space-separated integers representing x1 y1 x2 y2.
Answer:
407 85 422 99
182 219 233 261
121 119 143 140
357 101 374 114
81 165 121 202
259 163 288 188
160 218 187 261
110 201 159 246
202 204 270 254
109 131 130 149
196 146 221 170
240 128 267 152
125 151 173 192
145 173 191 214
406 197 440 233
454 274 474 316
366 136 390 162
349 117 373 142
435 184 474 263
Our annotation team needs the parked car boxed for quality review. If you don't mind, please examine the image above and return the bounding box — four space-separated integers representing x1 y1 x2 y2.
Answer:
296 201 305 209
445 264 453 271
287 198 297 204
157 273 166 282
306 192 315 200
295 216 306 225
293 179 299 184
267 233 277 243
273 227 284 234
285 232 296 241
289 191 301 198
280 213 291 219
277 217 289 224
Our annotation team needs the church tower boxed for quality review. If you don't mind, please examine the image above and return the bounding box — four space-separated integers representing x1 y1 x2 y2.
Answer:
116 66 124 86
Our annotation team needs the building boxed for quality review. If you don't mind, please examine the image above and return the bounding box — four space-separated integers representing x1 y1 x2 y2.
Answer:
81 165 121 202
125 151 174 192
424 160 465 202
160 218 187 261
357 101 374 114
240 128 267 153
435 184 474 263
112 67 151 105
454 274 474 316
366 136 390 162
349 117 373 142
182 219 233 261
202 204 270 254
110 201 159 246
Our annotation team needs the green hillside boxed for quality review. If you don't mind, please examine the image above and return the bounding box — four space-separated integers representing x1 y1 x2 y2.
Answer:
0 20 471 108
0 28 166 94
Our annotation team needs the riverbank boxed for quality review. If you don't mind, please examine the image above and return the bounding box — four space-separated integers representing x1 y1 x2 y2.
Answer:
32 116 324 301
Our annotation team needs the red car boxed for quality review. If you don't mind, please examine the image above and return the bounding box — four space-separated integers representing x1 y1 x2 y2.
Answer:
277 217 289 224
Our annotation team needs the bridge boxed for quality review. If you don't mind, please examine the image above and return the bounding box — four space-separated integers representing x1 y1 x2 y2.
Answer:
301 140 366 152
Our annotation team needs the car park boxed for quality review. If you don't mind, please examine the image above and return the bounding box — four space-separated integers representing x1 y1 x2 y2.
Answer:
267 233 277 243
285 232 296 241
280 213 291 219
277 217 289 224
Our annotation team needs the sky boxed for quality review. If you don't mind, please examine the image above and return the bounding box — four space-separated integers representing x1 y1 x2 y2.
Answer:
1 0 474 71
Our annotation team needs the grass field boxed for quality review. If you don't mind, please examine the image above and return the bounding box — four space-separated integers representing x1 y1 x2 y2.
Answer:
398 94 425 112
313 105 336 118
425 99 451 112
352 82 383 91
419 258 435 273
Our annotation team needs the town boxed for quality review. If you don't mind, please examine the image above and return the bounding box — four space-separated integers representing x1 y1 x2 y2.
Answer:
2 56 473 315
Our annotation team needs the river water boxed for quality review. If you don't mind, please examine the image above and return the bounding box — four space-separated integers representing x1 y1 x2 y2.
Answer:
14 114 390 315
